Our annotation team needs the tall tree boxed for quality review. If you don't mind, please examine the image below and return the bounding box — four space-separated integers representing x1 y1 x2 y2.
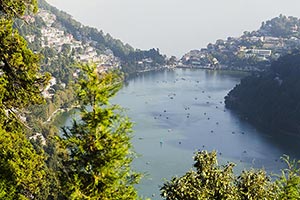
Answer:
0 0 50 199
59 65 140 199
0 0 50 130
0 18 50 130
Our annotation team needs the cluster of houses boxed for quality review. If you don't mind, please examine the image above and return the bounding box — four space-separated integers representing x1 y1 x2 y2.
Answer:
36 9 121 71
181 33 300 70
25 9 123 98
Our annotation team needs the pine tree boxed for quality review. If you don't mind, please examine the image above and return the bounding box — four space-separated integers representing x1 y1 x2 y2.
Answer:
0 1 50 199
0 127 48 199
59 65 140 199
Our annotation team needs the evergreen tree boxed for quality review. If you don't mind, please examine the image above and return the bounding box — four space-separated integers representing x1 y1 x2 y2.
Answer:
0 127 48 199
58 65 140 199
0 18 50 130
0 0 50 199
0 0 38 18
0 0 50 130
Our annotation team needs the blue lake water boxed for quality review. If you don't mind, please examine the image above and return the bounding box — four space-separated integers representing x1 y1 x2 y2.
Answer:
63 68 300 199
111 68 300 199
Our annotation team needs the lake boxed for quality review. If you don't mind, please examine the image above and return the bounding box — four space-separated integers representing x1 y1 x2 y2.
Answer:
111 68 300 199
63 68 299 199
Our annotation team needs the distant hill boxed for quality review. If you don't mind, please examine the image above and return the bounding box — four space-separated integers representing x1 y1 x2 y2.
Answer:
225 52 300 135
181 15 300 71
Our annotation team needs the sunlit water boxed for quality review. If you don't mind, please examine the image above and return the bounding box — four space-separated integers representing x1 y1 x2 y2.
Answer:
63 68 300 199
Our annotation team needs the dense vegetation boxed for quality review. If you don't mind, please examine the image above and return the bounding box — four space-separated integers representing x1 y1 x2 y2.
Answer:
0 1 140 199
161 151 300 200
57 65 140 199
259 14 300 39
225 52 300 135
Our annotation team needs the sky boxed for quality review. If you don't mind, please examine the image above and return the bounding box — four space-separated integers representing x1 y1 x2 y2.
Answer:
46 0 300 57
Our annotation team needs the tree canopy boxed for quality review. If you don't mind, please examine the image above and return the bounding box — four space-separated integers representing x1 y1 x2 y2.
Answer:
0 0 50 199
58 65 140 199
161 151 300 200
0 0 38 19
0 0 50 130
225 52 300 135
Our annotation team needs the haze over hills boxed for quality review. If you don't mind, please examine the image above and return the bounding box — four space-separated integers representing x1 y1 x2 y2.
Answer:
46 0 300 57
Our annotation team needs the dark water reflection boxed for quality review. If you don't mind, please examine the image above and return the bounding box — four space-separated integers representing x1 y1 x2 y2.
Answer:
111 68 299 199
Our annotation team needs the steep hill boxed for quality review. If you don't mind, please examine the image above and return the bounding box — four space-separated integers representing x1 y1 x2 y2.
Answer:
225 52 300 135
14 0 167 134
16 0 166 79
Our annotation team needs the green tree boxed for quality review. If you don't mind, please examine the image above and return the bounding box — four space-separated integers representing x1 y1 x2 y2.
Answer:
0 127 48 199
161 151 238 200
0 0 50 199
161 151 280 200
237 169 279 199
0 8 50 130
58 64 140 199
277 156 300 199
0 0 37 18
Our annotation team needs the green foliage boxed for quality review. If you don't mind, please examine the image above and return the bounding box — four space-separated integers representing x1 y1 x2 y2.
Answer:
277 155 300 199
161 151 280 200
161 151 238 200
225 52 300 135
58 65 140 199
0 1 51 199
0 18 50 130
0 0 38 18
0 127 48 199
237 169 279 199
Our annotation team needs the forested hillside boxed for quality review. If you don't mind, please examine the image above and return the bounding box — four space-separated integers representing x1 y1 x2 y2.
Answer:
225 52 300 135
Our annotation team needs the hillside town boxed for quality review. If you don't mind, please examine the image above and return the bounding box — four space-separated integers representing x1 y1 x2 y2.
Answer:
23 9 125 98
180 15 300 71
27 9 121 72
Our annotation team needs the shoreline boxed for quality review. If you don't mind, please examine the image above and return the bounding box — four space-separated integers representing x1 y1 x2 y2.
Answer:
175 64 262 73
